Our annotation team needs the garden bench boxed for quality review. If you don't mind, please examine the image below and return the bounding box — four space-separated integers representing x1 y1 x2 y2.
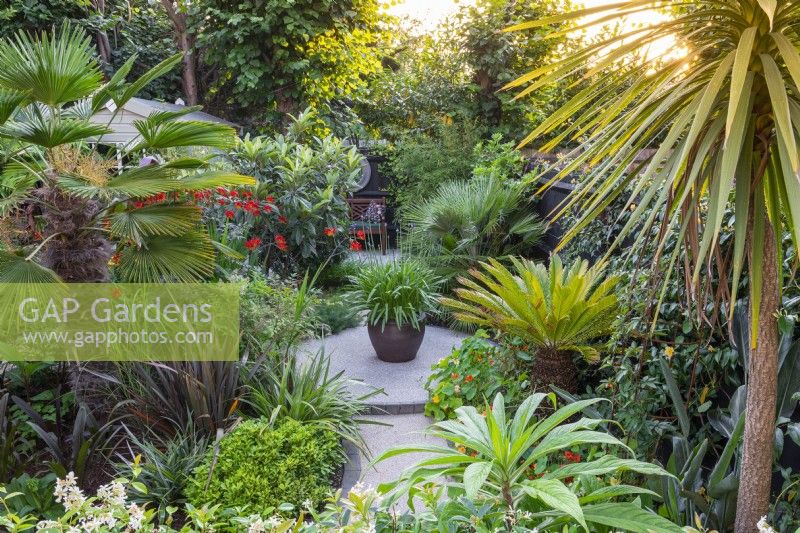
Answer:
347 197 388 254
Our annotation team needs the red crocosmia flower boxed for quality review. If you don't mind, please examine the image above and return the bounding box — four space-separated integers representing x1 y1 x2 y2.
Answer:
217 199 227 206
33 230 43 241
234 201 243 208
216 187 228 196
324 227 336 237
274 234 288 251
356 229 366 240
229 190 239 198
193 191 204 200
244 237 261 250
266 195 275 203
244 201 260 215
279 215 288 224
242 191 253 198
225 210 235 219
465 375 474 383
349 240 363 251
563 451 581 463
451 373 459 380
134 201 144 208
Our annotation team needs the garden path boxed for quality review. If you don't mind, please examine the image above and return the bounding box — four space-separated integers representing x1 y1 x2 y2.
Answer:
298 325 469 511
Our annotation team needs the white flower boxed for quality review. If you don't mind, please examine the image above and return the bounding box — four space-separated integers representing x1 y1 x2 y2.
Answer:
53 472 86 511
97 510 117 529
78 517 102 533
757 516 777 533
128 503 145 531
303 498 314 511
264 515 282 529
97 480 126 507
36 520 61 531
246 515 267 533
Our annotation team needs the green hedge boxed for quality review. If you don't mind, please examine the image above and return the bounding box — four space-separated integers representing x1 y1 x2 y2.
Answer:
186 418 343 512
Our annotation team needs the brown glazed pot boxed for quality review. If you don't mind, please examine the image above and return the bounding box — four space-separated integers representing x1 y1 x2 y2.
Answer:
367 320 426 363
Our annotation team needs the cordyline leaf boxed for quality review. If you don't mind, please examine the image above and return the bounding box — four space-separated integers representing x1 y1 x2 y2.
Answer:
507 0 800 337
756 0 776 29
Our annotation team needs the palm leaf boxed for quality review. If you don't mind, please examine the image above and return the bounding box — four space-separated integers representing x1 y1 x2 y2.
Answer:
115 232 217 283
0 104 110 147
107 205 203 245
0 24 103 106
0 252 61 283
131 119 237 151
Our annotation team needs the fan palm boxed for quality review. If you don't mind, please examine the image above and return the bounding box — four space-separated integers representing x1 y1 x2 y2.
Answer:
403 175 546 284
505 1 800 529
0 25 253 284
441 255 619 392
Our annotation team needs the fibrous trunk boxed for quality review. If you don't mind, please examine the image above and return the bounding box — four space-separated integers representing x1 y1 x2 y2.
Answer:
734 211 780 533
532 348 578 392
35 187 112 282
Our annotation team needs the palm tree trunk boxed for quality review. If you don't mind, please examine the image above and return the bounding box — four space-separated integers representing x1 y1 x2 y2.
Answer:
533 348 578 392
734 210 780 532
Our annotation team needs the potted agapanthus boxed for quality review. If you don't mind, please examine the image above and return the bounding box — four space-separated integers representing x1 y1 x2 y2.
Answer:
350 260 440 362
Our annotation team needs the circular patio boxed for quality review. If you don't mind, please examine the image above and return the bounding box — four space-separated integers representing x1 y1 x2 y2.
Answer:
298 325 469 414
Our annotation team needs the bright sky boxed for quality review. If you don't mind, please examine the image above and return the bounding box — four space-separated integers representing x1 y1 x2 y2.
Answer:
385 0 681 60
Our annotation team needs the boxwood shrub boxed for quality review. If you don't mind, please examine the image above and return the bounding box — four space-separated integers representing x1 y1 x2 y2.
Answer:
186 418 343 512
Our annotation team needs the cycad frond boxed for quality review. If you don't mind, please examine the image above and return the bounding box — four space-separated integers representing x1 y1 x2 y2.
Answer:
442 256 619 360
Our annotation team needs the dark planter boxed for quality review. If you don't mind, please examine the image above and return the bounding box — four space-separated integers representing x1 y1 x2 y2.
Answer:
367 320 425 363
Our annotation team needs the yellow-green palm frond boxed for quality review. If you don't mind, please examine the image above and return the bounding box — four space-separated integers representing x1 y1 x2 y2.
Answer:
442 256 619 361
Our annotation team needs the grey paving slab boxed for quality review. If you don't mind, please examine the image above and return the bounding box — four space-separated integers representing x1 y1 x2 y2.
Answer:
299 325 469 409
355 414 444 513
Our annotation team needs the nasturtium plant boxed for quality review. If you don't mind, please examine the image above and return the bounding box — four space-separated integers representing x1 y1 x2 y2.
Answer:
425 331 529 421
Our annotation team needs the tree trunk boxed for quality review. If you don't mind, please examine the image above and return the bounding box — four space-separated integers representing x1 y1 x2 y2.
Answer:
532 348 578 393
159 0 199 105
734 211 780 533
91 0 113 66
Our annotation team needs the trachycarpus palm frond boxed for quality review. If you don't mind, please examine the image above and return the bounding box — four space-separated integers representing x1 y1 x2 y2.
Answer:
0 24 254 283
403 175 546 282
506 1 800 528
441 255 619 391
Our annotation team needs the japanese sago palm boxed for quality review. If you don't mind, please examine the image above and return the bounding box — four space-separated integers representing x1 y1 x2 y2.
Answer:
441 255 619 392
505 1 800 529
0 25 253 284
